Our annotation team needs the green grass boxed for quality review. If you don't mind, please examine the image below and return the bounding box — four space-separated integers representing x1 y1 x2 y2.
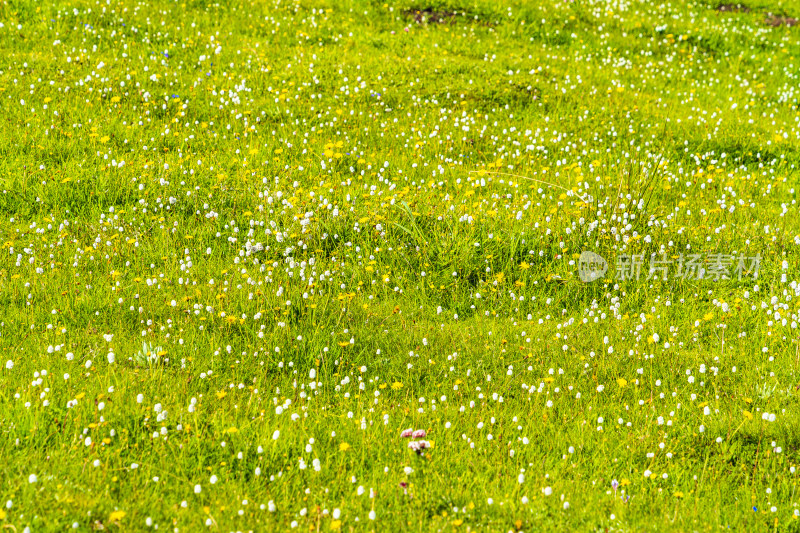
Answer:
1 0 800 530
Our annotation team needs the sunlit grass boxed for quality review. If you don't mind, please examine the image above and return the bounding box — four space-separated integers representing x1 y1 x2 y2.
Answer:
1 0 800 530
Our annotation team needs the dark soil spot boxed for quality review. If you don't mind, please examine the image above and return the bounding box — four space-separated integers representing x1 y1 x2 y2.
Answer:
715 3 750 13
765 13 798 27
404 7 484 25
405 8 456 24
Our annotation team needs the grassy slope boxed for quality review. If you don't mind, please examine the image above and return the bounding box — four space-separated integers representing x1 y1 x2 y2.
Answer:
0 0 800 530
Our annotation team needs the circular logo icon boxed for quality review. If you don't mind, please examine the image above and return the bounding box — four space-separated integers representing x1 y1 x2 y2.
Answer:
579 251 607 283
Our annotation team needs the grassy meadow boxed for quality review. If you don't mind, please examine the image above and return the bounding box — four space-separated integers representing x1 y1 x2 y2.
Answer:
1 0 800 530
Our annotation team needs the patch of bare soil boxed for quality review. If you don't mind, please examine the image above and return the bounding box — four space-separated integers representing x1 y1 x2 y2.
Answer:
406 8 456 24
404 7 483 25
765 14 798 27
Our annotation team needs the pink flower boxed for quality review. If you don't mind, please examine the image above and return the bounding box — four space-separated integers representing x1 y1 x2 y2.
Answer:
408 440 430 452
412 429 426 438
400 428 413 438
